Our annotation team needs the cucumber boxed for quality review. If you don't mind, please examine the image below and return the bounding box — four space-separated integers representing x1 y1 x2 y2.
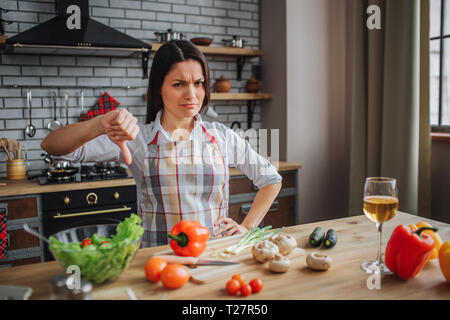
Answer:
309 227 325 247
324 229 337 248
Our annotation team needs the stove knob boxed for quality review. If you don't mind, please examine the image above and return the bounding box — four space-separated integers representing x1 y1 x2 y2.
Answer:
113 192 120 200
64 197 70 205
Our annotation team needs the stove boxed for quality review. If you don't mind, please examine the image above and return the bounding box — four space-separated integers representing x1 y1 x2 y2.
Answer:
37 164 131 185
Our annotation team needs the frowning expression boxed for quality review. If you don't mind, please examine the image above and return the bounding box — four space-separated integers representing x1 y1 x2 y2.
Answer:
160 59 206 120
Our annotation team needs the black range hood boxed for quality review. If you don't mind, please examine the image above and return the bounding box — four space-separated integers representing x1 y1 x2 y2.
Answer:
4 0 151 77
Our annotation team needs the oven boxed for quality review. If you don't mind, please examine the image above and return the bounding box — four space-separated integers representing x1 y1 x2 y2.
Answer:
42 185 137 261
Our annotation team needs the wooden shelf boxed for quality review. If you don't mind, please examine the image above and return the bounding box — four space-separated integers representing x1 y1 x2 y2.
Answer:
431 132 450 141
149 42 263 57
211 93 272 101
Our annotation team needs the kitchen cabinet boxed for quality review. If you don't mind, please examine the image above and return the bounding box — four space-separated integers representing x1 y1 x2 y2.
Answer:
228 170 299 228
0 196 43 268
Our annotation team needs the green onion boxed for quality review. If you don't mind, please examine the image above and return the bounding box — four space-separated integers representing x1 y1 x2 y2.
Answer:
225 225 284 255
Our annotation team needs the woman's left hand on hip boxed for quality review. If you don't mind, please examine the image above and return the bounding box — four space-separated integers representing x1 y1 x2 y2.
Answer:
213 217 249 237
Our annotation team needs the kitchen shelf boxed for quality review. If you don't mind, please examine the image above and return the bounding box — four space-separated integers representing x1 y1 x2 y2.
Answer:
149 42 263 57
149 42 262 81
211 93 272 101
211 93 272 129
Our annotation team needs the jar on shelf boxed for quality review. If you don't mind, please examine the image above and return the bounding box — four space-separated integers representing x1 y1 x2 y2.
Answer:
214 76 231 93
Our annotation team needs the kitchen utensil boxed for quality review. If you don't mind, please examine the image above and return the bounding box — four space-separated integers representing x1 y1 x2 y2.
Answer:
63 92 69 125
154 29 184 42
6 159 25 180
79 90 85 121
41 153 78 176
49 224 142 284
190 37 213 46
23 223 51 245
221 36 248 48
25 91 36 138
17 141 22 159
47 91 62 131
214 76 232 93
0 139 12 161
154 255 239 266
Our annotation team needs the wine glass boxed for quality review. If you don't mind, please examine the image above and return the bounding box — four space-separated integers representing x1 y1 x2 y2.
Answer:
361 177 398 274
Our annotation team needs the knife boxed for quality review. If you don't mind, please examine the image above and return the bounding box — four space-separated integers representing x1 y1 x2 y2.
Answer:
154 255 238 266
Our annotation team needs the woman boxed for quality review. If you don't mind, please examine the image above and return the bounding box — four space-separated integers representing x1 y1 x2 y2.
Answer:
41 40 282 248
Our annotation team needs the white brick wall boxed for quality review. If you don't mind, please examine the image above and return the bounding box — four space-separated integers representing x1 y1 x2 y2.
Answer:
0 0 262 175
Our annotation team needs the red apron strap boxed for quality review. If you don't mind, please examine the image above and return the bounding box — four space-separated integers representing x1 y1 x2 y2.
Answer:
201 125 217 143
148 131 159 145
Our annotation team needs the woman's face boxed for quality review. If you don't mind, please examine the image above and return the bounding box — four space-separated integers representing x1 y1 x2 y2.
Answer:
160 59 205 121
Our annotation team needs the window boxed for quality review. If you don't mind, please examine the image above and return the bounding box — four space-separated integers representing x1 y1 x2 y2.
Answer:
430 0 450 129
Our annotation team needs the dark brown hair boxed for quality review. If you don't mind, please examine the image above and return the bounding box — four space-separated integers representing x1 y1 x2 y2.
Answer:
145 40 211 124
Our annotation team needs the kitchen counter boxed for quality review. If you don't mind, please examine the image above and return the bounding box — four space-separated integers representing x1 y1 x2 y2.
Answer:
0 161 301 197
0 211 448 300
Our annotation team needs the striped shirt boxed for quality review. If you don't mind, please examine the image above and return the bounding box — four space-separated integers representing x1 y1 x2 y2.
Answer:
58 109 282 215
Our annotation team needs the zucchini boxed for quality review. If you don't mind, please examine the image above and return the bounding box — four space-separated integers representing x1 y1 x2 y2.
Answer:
309 227 325 247
324 229 337 248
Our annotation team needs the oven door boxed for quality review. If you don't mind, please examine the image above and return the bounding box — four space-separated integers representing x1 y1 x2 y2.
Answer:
43 202 137 261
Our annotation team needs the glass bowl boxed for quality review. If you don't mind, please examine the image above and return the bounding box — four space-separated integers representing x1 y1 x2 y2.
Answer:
49 224 141 285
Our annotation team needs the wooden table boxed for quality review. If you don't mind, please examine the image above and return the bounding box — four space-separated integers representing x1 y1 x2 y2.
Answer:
0 212 448 300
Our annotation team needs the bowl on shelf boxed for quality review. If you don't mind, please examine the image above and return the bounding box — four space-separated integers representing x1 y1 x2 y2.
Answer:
49 223 142 285
190 37 213 46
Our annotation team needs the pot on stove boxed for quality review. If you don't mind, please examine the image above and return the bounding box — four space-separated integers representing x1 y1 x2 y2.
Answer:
41 153 79 177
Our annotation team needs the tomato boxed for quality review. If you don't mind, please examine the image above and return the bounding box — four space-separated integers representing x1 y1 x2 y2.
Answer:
240 284 252 297
232 274 245 286
81 238 93 248
100 241 110 246
226 279 241 295
145 257 168 283
160 264 190 289
249 278 263 293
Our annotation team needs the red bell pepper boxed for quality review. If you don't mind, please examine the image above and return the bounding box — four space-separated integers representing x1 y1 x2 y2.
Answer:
167 220 210 257
385 225 438 280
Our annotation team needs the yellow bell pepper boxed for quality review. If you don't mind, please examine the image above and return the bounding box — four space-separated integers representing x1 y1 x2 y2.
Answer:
409 222 443 262
439 241 450 283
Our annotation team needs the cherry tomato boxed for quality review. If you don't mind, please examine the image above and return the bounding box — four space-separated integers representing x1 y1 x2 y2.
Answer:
226 279 241 295
240 284 252 297
144 257 168 283
160 264 190 289
100 240 110 246
81 238 93 248
232 274 246 286
249 278 263 293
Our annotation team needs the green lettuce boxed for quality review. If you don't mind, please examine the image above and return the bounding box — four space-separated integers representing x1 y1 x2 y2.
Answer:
49 214 144 284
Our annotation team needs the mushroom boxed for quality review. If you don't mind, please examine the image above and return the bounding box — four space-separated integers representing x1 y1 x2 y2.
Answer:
270 234 297 256
252 240 279 263
306 251 333 271
268 253 291 273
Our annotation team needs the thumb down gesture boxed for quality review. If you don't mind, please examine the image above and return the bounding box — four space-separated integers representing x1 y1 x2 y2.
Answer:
99 109 139 165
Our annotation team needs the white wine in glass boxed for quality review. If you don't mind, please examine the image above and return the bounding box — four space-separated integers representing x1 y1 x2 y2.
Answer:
361 177 398 274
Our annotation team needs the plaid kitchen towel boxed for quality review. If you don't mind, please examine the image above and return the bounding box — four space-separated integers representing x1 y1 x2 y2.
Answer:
0 204 7 260
80 92 120 121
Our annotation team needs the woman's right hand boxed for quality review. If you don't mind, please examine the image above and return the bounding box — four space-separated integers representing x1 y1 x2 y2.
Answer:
99 109 139 165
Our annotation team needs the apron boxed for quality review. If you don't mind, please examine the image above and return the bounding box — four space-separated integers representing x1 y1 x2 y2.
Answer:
139 124 229 248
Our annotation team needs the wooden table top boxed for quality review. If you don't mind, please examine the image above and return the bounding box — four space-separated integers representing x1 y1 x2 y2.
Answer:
0 211 448 300
0 161 301 197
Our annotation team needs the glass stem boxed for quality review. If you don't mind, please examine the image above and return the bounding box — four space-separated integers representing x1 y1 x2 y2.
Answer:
376 222 383 265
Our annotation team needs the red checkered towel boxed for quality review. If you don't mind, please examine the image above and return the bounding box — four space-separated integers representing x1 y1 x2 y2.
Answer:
0 205 7 260
80 92 120 121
